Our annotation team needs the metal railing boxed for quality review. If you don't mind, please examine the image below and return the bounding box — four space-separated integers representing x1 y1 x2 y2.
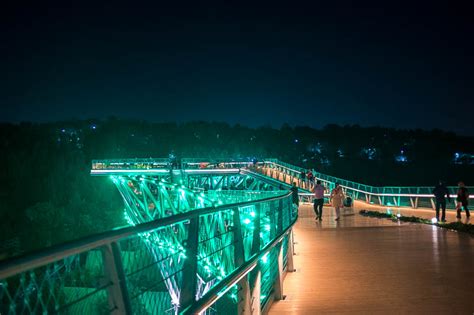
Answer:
261 159 473 210
0 191 296 315
91 157 472 210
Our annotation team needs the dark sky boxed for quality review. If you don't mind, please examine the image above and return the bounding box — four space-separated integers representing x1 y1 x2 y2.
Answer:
2 2 473 135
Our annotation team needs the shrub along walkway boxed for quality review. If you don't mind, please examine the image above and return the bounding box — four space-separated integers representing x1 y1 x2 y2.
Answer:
269 204 474 314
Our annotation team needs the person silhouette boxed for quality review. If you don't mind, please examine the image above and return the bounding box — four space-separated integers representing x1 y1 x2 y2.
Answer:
432 180 451 222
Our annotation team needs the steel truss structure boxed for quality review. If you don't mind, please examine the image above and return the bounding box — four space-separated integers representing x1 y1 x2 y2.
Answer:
0 162 297 315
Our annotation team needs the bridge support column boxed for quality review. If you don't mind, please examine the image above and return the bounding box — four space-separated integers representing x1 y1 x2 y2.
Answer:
101 242 132 315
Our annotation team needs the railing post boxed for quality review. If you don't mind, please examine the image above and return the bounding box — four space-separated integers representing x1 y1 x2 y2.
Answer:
273 241 285 300
286 229 296 272
101 242 132 315
251 204 261 255
250 270 262 315
278 199 283 234
179 217 199 311
233 207 251 315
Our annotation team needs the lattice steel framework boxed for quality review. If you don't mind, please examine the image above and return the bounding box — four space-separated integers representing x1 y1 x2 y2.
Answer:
0 187 295 315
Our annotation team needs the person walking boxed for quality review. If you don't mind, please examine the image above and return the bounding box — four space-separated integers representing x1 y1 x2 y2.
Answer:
312 180 326 221
290 182 299 208
455 181 470 219
330 183 345 221
299 170 306 187
432 180 451 222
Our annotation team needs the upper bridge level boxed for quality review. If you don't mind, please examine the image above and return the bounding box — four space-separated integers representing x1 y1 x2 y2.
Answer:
91 157 472 210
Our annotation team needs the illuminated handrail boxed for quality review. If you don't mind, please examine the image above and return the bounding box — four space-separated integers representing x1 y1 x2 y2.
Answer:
261 159 473 209
181 222 293 314
0 191 296 314
264 159 473 195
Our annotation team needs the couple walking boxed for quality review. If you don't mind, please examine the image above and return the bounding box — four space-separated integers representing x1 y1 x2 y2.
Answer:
313 181 345 221
432 180 470 222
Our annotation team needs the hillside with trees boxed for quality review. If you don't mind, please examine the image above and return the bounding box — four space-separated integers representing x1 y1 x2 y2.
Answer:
1 119 473 258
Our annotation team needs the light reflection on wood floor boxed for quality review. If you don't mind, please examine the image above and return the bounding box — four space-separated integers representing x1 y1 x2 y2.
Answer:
269 204 474 314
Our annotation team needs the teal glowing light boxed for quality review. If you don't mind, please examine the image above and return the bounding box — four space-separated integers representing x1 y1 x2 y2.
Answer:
261 253 269 264
124 211 136 226
96 158 300 313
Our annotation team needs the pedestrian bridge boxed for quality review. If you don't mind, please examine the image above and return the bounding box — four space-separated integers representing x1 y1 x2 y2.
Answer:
0 158 472 314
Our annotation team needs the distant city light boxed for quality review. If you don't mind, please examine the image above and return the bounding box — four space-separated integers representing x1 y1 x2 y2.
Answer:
395 155 408 163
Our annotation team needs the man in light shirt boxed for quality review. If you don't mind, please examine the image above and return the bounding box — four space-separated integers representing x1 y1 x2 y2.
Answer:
313 180 326 221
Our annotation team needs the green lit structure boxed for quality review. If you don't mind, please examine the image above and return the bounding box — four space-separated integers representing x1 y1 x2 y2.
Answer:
0 158 472 314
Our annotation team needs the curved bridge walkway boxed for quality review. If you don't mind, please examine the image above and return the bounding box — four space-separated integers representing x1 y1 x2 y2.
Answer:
269 203 474 314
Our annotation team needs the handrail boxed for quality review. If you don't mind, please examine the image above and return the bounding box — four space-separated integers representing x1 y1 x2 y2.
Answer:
0 191 292 280
265 158 473 193
181 221 294 315
240 168 292 186
92 157 471 191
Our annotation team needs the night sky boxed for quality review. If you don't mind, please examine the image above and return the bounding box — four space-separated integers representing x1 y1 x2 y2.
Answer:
2 2 473 135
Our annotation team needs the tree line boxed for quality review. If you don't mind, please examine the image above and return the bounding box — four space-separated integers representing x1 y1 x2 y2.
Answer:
0 119 472 257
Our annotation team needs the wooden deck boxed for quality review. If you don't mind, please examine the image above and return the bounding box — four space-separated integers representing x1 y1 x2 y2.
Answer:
269 204 474 314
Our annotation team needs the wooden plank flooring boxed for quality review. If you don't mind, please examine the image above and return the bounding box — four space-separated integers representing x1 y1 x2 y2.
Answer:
269 204 474 314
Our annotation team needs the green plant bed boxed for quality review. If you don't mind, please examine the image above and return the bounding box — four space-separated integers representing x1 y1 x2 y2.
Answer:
359 210 474 235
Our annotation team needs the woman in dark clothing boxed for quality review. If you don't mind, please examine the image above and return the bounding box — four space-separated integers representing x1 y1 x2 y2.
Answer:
456 181 470 219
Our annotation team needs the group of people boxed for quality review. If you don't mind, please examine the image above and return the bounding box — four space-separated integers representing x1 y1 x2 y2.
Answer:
291 180 347 221
290 178 470 223
300 170 315 182
432 181 470 222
